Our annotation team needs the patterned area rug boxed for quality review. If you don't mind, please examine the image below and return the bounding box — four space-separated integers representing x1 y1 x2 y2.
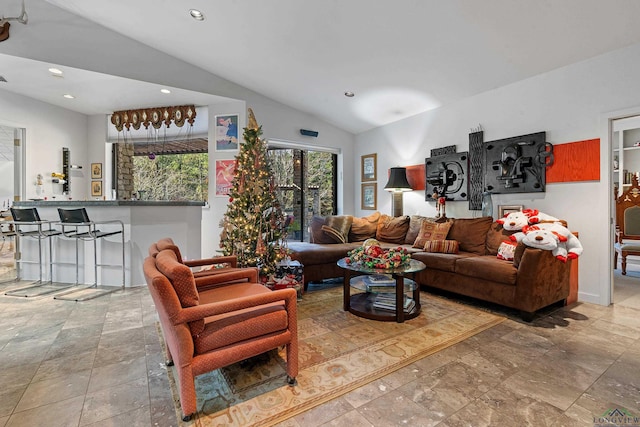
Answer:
162 286 504 426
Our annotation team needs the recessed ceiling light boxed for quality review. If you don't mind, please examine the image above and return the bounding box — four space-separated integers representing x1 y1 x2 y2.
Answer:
189 9 205 21
63 94 75 99
48 68 63 75
344 91 355 97
160 88 171 94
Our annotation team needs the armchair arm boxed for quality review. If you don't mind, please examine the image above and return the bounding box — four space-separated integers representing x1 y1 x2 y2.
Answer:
184 255 238 268
172 288 297 325
194 267 259 287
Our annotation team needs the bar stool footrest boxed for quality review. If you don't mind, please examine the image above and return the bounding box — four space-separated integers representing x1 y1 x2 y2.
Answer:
53 284 124 301
5 281 75 298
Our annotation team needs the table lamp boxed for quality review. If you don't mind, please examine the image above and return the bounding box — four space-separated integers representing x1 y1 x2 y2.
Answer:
384 167 413 217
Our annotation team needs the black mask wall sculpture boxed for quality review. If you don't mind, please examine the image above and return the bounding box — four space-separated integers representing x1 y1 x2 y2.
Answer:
484 131 554 194
425 151 469 201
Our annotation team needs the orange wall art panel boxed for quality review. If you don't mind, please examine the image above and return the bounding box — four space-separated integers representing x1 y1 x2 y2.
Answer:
546 138 600 183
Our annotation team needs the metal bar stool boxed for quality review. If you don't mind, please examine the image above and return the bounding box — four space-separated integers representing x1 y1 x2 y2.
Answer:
53 208 125 301
4 207 72 297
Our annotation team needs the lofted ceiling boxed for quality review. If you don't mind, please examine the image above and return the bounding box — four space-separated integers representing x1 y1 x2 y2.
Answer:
4 0 640 134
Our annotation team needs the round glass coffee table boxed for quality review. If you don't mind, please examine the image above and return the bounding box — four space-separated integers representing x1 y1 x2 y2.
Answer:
337 258 426 323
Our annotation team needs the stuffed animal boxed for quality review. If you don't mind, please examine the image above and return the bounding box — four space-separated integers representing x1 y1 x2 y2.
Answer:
520 223 582 263
522 209 560 225
496 210 530 231
510 222 570 243
497 209 560 232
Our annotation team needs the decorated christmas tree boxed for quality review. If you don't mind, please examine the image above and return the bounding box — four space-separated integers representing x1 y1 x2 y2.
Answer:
219 108 287 280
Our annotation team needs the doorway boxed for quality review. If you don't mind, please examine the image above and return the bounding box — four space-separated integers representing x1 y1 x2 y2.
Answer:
611 115 640 305
0 124 24 282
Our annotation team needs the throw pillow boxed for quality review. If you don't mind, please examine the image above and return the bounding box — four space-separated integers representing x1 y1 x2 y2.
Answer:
321 225 347 243
323 215 353 243
485 221 517 255
349 211 381 242
423 239 459 254
376 214 410 244
413 220 452 248
447 216 493 255
310 216 334 244
497 241 517 261
405 215 435 244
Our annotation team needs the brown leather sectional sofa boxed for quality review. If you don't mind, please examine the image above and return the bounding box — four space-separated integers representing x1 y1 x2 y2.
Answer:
289 214 572 321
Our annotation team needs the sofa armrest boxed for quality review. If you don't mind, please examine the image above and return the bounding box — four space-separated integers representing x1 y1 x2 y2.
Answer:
514 247 572 312
172 288 298 325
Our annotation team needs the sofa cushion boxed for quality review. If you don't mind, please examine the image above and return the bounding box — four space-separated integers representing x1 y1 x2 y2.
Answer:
412 251 474 273
423 239 459 254
288 241 360 266
485 222 516 255
413 220 452 248
454 256 517 285
376 215 410 244
349 212 381 242
448 216 493 255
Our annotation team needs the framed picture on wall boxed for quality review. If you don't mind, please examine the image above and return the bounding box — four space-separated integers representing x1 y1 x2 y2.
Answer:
215 159 236 196
361 183 377 210
215 114 239 151
498 205 523 217
91 180 103 197
91 163 102 179
361 153 377 182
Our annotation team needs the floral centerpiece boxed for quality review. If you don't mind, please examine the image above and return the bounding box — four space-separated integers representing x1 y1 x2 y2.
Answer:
345 239 411 269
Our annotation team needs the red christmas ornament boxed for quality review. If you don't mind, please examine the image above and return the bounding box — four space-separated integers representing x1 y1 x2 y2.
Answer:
229 197 233 202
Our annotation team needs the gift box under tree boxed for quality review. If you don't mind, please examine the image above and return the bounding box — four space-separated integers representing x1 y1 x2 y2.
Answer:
271 259 304 298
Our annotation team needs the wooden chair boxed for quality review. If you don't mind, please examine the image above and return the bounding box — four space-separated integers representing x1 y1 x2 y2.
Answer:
615 175 640 274
144 248 298 421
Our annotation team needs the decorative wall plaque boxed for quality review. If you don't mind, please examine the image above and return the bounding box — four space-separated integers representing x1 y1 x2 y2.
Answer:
484 131 553 194
425 151 469 201
430 145 456 157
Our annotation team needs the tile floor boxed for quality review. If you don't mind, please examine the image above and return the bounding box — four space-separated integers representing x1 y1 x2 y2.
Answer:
0 268 639 427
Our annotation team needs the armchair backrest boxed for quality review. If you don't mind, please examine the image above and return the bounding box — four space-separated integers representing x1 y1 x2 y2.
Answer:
153 249 205 335
616 175 640 239
155 237 185 263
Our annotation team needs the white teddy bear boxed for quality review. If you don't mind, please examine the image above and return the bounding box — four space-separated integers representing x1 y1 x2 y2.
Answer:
496 209 560 233
496 210 530 231
520 224 583 263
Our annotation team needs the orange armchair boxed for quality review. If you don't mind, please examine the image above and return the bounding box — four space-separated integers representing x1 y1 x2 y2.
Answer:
143 248 298 421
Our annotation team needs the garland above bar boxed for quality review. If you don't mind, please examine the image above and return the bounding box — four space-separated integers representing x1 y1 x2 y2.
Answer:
110 104 196 131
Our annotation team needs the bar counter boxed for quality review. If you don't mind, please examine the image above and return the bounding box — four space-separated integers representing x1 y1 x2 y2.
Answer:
14 200 205 286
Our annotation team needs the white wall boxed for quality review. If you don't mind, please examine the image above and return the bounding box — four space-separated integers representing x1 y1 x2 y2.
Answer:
0 162 14 204
0 90 89 201
355 41 640 306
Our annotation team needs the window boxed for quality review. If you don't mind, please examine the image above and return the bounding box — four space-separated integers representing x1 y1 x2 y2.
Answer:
131 139 208 201
268 148 337 241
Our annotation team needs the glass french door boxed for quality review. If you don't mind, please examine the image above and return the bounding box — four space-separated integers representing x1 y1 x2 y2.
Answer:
268 148 337 242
